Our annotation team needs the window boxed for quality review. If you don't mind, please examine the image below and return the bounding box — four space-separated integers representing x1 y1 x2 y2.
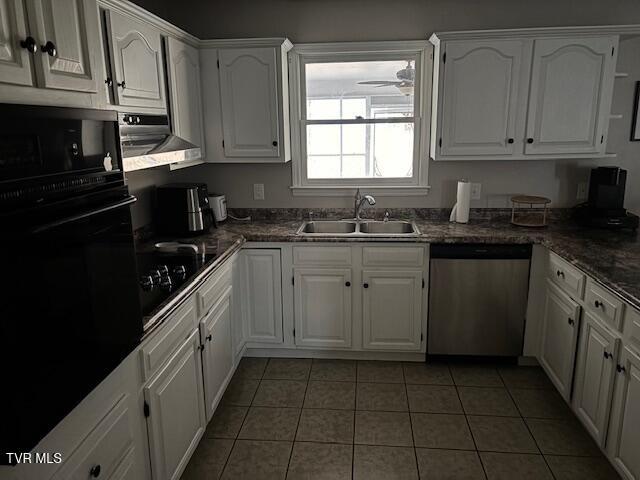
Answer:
289 42 432 195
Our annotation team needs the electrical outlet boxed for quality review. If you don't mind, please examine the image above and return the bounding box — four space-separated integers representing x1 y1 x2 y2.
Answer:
470 183 482 200
577 182 588 201
253 183 265 200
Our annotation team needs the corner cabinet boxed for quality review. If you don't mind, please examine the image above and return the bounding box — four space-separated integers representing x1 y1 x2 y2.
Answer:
430 29 618 160
539 279 581 401
200 38 293 163
104 8 166 110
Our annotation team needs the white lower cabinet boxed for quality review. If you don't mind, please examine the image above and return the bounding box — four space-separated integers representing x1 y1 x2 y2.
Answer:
144 329 206 480
362 270 423 351
539 280 581 400
242 249 283 344
572 311 619 445
607 346 640 480
294 268 352 348
231 254 246 358
200 286 234 420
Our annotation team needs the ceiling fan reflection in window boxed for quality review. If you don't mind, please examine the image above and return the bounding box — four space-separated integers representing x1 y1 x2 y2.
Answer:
357 61 415 95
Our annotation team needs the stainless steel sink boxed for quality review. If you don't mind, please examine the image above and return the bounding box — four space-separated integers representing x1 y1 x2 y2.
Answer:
297 220 419 236
359 221 417 234
298 221 357 234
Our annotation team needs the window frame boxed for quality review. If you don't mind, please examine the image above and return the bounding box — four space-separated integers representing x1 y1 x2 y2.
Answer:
289 41 433 196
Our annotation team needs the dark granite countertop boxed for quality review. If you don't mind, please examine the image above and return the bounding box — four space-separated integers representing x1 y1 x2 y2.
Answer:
137 210 640 337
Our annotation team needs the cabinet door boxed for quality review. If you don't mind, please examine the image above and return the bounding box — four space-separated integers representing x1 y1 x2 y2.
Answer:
573 311 618 445
145 330 206 480
200 286 234 420
26 0 99 92
438 39 530 156
106 9 166 109
242 249 283 344
539 281 581 401
362 270 423 351
165 36 205 158
525 36 617 155
218 47 280 157
0 0 34 86
294 268 352 348
607 346 640 480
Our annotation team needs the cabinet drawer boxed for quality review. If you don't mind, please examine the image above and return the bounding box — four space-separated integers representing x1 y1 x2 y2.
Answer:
198 265 232 317
51 395 134 480
625 307 640 352
548 252 585 299
584 278 625 332
141 295 198 381
293 246 352 265
362 246 424 267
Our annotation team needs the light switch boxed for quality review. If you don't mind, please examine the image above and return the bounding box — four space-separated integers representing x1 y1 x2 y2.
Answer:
253 183 265 200
471 183 482 200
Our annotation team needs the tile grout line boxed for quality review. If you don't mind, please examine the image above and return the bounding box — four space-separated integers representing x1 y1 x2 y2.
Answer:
402 364 422 478
283 359 311 479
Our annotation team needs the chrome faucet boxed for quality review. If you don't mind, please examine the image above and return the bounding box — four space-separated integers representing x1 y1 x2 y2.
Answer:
354 188 376 220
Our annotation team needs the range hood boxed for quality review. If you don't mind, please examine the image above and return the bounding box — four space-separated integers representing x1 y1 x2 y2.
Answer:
119 113 202 172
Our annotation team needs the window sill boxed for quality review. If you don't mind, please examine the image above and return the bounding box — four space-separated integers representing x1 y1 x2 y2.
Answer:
290 185 431 197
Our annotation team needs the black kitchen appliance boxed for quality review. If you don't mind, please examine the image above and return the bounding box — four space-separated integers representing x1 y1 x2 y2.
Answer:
574 167 639 230
156 183 215 236
0 104 143 464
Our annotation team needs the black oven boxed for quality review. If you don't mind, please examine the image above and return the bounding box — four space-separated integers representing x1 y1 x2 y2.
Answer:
0 105 143 463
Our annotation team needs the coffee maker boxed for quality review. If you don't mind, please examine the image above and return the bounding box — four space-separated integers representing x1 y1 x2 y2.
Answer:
156 183 216 235
575 167 639 230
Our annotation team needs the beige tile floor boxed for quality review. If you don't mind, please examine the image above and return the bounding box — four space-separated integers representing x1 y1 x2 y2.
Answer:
181 358 621 480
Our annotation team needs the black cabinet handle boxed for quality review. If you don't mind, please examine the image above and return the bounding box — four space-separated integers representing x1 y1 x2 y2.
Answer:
41 41 56 57
567 317 575 326
272 140 278 147
20 36 37 54
117 80 126 89
105 77 113 87
556 270 565 278
89 464 101 478
206 334 212 342
345 281 351 287
594 300 603 308
363 283 369 289
527 138 534 144
604 351 612 360
616 364 626 374
507 138 514 144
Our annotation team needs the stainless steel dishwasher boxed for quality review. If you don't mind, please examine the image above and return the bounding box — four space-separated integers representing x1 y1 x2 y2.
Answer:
428 244 532 357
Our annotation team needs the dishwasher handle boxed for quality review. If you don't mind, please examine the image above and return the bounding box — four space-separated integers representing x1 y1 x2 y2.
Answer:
430 243 532 260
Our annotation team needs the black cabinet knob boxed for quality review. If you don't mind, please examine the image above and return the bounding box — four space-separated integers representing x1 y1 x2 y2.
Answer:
567 317 575 326
507 138 514 144
604 351 612 359
272 140 278 147
117 80 126 89
594 300 603 308
41 41 56 57
89 464 101 478
105 77 113 87
20 36 37 54
527 138 534 144
616 364 626 374
556 270 565 278
345 281 351 287
363 283 369 288
206 334 212 342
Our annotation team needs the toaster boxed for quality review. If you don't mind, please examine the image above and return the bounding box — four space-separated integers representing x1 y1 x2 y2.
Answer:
156 183 215 235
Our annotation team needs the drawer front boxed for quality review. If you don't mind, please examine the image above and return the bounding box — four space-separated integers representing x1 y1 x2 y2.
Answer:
362 246 424 267
293 246 352 266
141 295 198 381
198 265 232 317
548 252 585 299
51 395 134 480
585 278 624 331
625 307 640 351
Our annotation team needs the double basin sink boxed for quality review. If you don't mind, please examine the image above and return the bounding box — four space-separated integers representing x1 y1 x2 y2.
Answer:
297 220 420 236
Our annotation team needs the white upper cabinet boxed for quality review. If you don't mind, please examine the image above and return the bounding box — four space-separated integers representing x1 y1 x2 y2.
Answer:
294 268 352 349
27 0 100 93
0 0 34 87
525 36 617 156
219 47 281 157
105 9 166 109
437 39 530 157
165 36 205 157
430 29 619 160
200 39 292 163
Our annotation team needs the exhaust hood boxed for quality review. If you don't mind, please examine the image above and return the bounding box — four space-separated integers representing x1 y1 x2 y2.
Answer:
119 113 202 172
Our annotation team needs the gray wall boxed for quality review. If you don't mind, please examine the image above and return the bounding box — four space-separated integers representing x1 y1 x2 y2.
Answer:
127 0 640 223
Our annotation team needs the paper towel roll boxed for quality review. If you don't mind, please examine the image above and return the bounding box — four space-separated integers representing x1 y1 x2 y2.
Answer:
449 180 471 223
